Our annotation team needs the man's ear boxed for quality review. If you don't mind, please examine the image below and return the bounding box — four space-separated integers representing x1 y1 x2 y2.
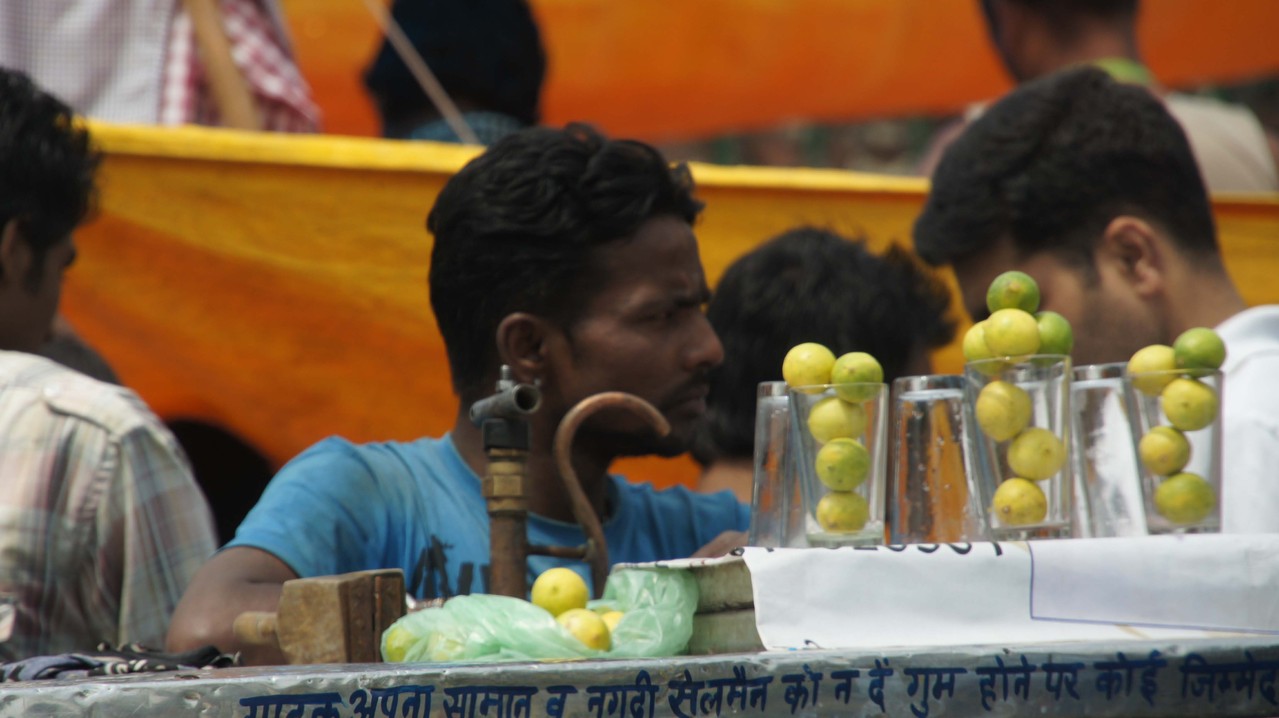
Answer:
1098 216 1164 299
495 312 552 384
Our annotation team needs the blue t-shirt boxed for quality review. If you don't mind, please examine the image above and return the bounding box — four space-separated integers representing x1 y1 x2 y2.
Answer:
228 435 748 599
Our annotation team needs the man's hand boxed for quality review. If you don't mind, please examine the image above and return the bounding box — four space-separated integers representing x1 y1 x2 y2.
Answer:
691 530 747 558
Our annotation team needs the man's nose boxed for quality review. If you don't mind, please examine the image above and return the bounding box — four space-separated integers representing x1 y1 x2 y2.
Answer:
686 312 724 371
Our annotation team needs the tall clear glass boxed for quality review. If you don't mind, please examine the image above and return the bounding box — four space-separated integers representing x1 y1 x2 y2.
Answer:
964 355 1073 540
789 383 889 547
889 374 987 543
1070 363 1147 537
748 381 806 548
1125 368 1223 534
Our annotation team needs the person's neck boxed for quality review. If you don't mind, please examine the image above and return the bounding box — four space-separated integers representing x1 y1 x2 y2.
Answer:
1039 32 1144 82
1164 269 1248 336
450 406 612 524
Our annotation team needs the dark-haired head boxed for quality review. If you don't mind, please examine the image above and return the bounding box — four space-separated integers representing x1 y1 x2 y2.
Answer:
981 0 1139 82
915 66 1216 277
364 0 546 135
428 123 704 401
0 69 98 288
692 228 956 464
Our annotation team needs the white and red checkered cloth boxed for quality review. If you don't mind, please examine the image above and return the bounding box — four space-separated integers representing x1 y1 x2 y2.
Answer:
1 0 319 132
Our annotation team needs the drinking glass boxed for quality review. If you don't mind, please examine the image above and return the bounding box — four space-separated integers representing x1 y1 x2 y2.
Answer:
1125 368 1223 534
1070 363 1147 537
788 382 889 547
888 374 987 543
964 355 1073 540
748 381 806 547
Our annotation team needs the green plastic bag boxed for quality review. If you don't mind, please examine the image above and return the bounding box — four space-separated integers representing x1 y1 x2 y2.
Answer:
381 567 699 663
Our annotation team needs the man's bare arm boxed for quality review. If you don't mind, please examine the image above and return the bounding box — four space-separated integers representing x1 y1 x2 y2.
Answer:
166 546 299 665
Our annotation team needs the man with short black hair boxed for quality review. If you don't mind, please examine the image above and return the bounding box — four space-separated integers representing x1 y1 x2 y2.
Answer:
694 228 956 499
914 66 1279 533
0 68 217 660
168 124 747 664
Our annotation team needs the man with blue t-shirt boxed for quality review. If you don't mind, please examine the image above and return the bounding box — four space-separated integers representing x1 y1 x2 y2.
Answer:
167 124 748 664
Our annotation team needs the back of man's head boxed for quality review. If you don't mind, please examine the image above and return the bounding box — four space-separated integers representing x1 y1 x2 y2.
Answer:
365 0 546 130
427 124 703 399
0 69 97 281
914 66 1217 274
982 0 1138 42
693 228 955 464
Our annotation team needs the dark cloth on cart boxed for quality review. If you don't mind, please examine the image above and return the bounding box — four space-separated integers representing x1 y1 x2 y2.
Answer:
0 643 237 682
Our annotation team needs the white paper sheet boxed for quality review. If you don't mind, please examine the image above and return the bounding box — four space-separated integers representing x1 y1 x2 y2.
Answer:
743 535 1279 651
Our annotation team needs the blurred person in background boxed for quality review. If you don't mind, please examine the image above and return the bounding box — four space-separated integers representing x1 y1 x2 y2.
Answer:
0 68 216 662
364 0 546 145
0 0 319 131
693 228 956 500
920 0 1279 192
914 66 1279 533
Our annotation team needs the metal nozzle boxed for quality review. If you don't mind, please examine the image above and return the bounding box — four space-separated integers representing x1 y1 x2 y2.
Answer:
468 366 542 425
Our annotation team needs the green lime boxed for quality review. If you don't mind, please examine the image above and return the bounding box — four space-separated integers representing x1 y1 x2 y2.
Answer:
1007 427 1067 480
1127 344 1178 396
815 491 870 532
830 352 883 402
1153 472 1215 525
991 478 1048 526
1173 327 1227 370
815 438 871 491
806 397 868 443
1035 311 1074 357
1138 426 1191 476
983 308 1042 357
986 270 1041 314
1161 378 1218 432
782 342 836 393
974 380 1033 442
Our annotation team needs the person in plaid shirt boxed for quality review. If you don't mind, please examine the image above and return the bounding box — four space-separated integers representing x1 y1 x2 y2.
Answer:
0 68 218 661
0 0 318 131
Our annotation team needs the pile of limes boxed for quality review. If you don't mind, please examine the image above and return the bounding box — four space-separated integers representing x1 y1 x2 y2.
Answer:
531 567 619 650
963 270 1074 367
969 271 1072 527
782 343 884 533
1127 327 1225 526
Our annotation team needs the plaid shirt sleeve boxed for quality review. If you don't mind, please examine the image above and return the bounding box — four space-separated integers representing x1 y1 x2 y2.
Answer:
0 354 217 660
94 421 218 651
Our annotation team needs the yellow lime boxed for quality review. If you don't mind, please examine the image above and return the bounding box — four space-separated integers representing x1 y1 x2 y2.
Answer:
382 624 418 663
991 478 1048 526
1173 327 1227 370
1007 427 1067 480
983 308 1042 357
986 270 1041 314
557 608 611 651
963 322 1008 376
1127 344 1177 395
1161 378 1218 432
1138 426 1191 476
600 611 625 632
974 380 1033 442
1035 311 1074 357
815 491 870 532
830 352 884 402
1153 472 1215 525
807 397 868 443
783 342 836 393
815 437 870 491
531 567 589 617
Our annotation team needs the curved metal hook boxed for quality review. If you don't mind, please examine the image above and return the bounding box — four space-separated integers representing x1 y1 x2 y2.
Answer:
552 392 671 597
